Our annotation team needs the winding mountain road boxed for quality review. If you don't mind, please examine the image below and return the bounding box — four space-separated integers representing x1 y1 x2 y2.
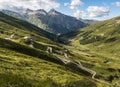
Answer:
55 55 120 87
56 55 96 79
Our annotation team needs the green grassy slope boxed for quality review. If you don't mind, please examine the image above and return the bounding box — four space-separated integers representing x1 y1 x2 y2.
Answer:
0 39 96 87
0 12 55 40
0 12 108 87
67 16 120 86
71 16 120 54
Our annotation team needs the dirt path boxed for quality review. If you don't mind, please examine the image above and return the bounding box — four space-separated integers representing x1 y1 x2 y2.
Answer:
56 55 120 87
56 54 96 78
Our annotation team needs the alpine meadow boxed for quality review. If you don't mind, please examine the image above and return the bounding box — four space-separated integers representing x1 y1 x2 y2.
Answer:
0 0 120 87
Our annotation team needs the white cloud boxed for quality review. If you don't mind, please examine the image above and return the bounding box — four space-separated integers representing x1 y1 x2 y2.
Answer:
64 0 85 18
0 0 60 11
71 0 83 7
70 5 76 10
73 10 86 18
64 3 69 6
87 6 109 18
64 0 84 10
114 2 120 7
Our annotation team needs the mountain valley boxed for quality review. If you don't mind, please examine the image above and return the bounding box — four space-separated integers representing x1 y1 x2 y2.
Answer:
0 8 120 87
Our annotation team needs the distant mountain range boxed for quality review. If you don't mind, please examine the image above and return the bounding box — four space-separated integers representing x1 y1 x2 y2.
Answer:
1 9 97 34
79 18 99 25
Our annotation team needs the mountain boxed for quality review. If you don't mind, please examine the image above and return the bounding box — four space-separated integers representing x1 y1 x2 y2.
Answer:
64 16 120 85
1 9 27 20
0 12 109 87
1 9 87 34
79 18 99 25
46 9 87 34
72 16 120 46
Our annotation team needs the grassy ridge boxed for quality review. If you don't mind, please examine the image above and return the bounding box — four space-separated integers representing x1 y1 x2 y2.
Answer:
68 16 120 85
0 12 55 39
0 12 107 87
0 39 100 87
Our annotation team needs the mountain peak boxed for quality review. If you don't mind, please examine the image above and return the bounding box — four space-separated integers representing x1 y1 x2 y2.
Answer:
48 9 61 15
23 9 47 15
34 9 47 15
22 8 33 14
49 9 56 12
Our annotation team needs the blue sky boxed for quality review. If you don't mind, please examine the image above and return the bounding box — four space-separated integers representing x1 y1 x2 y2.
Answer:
0 0 120 20
56 0 120 20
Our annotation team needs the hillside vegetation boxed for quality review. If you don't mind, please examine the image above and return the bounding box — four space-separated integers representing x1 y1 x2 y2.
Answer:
67 16 120 86
0 12 109 87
